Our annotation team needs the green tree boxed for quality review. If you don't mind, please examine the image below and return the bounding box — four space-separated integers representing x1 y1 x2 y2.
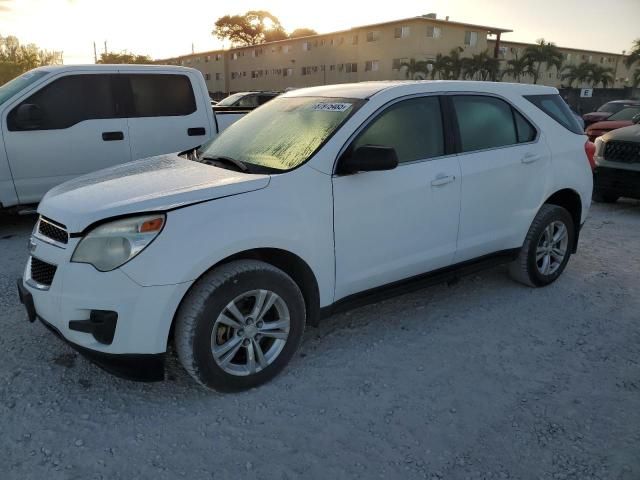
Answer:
97 51 152 64
561 62 592 87
632 69 640 88
587 64 615 88
400 58 428 80
428 53 451 80
0 35 61 85
463 51 500 81
289 28 318 39
501 55 532 83
213 10 286 46
447 47 466 80
523 39 563 84
624 38 640 69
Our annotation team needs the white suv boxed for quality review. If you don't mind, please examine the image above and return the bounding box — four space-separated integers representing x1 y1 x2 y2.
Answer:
18 81 593 391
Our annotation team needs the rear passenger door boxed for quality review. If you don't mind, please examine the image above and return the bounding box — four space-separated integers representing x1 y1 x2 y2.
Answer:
122 73 210 159
449 94 550 263
3 73 131 204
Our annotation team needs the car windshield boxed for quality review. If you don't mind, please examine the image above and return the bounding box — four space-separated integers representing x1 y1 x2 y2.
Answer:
216 93 247 106
597 103 627 114
202 96 362 171
607 107 640 121
0 70 49 106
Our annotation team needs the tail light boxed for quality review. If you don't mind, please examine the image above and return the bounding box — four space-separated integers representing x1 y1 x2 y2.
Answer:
584 140 596 170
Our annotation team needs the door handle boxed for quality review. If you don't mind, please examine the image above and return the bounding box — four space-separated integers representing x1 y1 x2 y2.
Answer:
521 153 540 164
188 127 206 136
102 131 124 141
431 175 456 187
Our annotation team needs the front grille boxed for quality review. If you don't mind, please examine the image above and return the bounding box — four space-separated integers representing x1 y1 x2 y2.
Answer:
604 141 640 164
30 257 57 287
38 217 68 245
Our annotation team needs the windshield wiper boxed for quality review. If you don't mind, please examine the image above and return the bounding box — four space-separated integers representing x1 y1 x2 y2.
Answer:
200 155 250 173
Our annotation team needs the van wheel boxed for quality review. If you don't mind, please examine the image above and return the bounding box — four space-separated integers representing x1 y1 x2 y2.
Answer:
592 190 618 203
175 260 306 392
509 204 574 287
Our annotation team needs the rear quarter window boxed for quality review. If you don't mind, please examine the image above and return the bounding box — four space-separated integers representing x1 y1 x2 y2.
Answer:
524 94 584 134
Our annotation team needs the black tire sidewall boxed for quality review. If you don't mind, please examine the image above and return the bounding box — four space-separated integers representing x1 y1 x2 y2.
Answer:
526 208 575 287
191 268 305 392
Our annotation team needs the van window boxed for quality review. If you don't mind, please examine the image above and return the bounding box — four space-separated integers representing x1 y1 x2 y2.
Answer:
124 74 196 117
8 74 117 131
352 96 444 163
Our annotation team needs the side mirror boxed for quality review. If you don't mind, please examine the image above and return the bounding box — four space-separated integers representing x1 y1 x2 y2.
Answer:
337 145 399 175
632 113 640 125
15 103 43 130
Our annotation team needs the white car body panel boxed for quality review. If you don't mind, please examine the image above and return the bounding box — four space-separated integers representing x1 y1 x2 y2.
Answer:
23 80 593 362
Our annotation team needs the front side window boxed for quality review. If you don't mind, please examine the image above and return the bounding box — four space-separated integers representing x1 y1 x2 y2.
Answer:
453 95 536 152
8 74 117 131
202 96 362 171
352 96 444 164
125 74 196 117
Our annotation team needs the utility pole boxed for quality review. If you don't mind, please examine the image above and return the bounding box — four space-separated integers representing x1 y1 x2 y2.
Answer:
93 42 97 63
104 41 107 55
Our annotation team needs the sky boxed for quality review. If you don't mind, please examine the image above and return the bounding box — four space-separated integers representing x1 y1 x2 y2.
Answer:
0 0 638 64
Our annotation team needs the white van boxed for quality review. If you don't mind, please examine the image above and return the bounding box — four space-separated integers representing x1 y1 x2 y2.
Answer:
0 65 242 208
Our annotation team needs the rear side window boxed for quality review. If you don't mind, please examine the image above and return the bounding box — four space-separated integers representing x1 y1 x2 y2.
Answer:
453 96 517 152
514 110 536 143
8 74 117 131
124 74 196 117
352 96 444 163
524 94 583 134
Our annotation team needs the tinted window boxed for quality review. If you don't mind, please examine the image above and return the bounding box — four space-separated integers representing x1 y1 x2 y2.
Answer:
524 94 583 134
236 94 259 108
453 96 517 152
8 74 117 131
353 96 444 163
258 94 275 105
125 74 196 117
514 110 537 143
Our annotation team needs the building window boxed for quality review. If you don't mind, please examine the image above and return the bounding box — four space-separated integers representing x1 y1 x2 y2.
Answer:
365 60 380 72
346 62 357 73
303 42 311 51
232 52 239 60
231 72 238 79
394 26 410 39
392 58 408 70
329 64 336 71
284 68 293 77
366 31 380 42
464 31 478 47
205 73 211 80
216 53 222 61
215 73 221 81
205 55 210 63
426 26 441 38
352 35 358 45
252 48 263 58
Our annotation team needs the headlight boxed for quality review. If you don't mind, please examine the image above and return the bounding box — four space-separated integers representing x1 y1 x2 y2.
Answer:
71 214 165 272
594 136 605 159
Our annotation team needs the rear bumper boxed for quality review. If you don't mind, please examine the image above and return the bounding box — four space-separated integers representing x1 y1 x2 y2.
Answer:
17 279 165 382
593 166 640 199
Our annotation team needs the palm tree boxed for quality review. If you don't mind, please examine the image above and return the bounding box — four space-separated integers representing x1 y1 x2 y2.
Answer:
400 58 428 80
501 55 532 83
447 47 466 80
524 39 564 84
428 53 451 80
624 38 640 69
632 69 640 88
588 64 615 88
462 51 500 81
561 62 592 87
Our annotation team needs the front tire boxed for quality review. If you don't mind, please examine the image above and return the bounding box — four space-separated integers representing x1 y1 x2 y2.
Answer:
175 260 306 392
509 204 575 287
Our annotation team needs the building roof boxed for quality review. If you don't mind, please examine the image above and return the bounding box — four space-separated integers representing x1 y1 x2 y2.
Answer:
488 39 627 58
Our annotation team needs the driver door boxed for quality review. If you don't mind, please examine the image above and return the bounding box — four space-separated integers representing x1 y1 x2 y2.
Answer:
332 95 461 300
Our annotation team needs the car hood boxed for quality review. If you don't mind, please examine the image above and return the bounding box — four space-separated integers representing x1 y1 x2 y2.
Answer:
587 120 633 133
601 124 640 143
38 154 270 233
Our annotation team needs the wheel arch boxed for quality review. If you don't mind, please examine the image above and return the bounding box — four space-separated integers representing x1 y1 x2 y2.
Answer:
543 188 582 252
167 248 322 348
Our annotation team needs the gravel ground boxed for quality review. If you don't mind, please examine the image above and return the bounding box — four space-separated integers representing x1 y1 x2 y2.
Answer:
1 201 639 480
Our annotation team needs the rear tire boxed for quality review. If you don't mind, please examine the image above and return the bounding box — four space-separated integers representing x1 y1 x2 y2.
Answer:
175 260 306 392
509 204 575 287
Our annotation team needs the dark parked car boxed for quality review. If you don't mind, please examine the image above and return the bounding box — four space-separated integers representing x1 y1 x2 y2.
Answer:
583 100 640 127
592 120 640 203
214 91 280 110
585 106 640 141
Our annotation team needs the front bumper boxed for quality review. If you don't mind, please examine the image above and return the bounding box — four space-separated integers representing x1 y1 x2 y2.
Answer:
594 166 640 200
20 233 193 382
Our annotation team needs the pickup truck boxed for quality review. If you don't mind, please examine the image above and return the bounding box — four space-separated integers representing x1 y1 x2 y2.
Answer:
0 64 246 209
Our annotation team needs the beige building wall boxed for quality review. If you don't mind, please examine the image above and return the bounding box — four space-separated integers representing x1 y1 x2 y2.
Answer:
158 15 638 95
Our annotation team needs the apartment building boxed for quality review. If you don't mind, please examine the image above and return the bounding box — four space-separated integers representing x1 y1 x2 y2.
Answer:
158 14 635 95
159 14 510 96
490 40 633 88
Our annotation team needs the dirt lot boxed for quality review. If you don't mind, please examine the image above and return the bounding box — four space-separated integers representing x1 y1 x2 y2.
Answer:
1 201 639 480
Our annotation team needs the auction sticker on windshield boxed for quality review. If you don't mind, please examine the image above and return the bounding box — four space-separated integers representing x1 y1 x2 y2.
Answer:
312 103 352 112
